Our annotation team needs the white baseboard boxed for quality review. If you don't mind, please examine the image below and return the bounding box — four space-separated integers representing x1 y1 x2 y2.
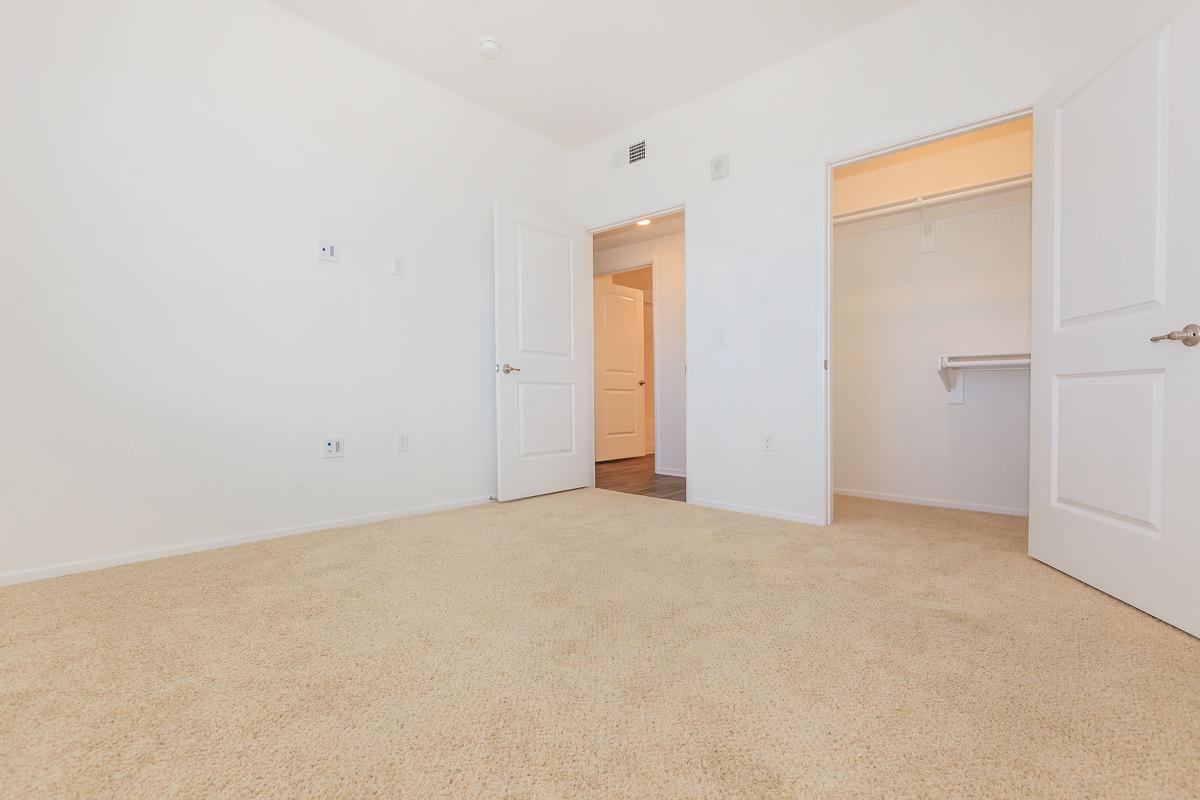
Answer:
834 488 1028 517
0 496 492 587
688 497 821 525
655 466 686 477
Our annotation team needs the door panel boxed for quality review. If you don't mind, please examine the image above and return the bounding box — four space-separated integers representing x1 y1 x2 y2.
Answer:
518 224 575 357
495 203 592 501
1056 24 1168 327
1030 0 1199 637
594 278 646 461
1052 371 1164 533
518 382 576 457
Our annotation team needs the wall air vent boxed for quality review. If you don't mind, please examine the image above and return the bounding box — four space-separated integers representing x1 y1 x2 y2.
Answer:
614 139 648 170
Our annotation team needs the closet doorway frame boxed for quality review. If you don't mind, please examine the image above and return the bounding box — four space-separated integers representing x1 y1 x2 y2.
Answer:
819 106 1033 525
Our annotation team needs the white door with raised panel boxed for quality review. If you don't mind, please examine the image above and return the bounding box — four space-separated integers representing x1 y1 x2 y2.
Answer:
594 277 646 461
494 202 592 502
1029 0 1200 637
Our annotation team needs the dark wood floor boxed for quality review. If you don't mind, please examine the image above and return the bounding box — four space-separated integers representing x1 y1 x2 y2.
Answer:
595 455 686 502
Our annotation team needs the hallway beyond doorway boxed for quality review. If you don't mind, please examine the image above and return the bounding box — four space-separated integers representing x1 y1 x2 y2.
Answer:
595 456 685 502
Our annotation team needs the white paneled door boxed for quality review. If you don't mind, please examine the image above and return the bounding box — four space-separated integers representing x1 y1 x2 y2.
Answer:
594 278 647 461
494 202 593 502
1029 1 1200 636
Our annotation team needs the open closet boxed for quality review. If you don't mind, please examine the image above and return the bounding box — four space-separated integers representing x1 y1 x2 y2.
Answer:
830 117 1033 519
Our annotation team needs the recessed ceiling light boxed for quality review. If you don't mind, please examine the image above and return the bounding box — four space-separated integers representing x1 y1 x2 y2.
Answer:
479 38 502 60
636 219 651 226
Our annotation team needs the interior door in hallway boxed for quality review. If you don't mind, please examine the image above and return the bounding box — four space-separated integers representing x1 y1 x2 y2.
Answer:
494 202 592 502
594 277 646 461
1028 0 1200 637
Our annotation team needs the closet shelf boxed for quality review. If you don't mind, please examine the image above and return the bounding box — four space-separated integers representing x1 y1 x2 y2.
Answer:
938 353 1030 392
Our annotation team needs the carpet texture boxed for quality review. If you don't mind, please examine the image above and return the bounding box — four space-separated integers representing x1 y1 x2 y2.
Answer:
2 490 1198 799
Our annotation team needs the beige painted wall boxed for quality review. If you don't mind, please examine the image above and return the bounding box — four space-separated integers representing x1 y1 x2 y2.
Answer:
832 116 1032 217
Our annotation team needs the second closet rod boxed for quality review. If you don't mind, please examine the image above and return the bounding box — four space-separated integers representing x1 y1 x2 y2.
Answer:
833 174 1032 226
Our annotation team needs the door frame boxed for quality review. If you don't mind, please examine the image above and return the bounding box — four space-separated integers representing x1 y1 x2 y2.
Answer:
818 107 1033 525
588 205 687 490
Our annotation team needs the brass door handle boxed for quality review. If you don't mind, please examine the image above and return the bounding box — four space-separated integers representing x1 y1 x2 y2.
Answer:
501 363 521 374
1150 324 1200 346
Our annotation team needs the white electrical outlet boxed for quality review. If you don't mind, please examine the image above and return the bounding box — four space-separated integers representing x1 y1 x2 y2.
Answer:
762 434 776 452
716 328 728 348
317 240 340 262
396 432 409 452
391 256 405 277
323 437 345 458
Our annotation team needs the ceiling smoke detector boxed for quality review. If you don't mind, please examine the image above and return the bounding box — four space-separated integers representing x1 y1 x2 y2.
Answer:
478 38 502 60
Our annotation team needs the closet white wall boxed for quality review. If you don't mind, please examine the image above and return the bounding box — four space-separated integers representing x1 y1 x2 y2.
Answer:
832 189 1031 515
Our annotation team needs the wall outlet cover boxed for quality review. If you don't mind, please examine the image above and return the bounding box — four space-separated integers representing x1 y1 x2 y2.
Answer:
391 256 405 277
396 432 409 452
323 437 345 458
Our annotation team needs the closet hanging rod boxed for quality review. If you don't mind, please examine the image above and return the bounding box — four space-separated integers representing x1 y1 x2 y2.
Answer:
938 353 1031 392
833 174 1032 226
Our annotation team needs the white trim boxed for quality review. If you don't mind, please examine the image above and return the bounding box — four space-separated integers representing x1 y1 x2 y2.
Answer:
689 497 820 525
655 466 686 478
820 106 1034 527
827 107 1034 169
0 496 492 587
587 205 685 235
650 259 663 473
834 488 1028 518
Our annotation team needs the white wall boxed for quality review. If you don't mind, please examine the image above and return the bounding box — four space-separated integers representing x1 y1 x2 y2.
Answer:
0 0 571 582
571 0 1138 523
833 191 1031 516
594 234 686 476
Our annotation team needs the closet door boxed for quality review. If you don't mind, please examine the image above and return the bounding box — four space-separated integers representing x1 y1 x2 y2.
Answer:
1028 0 1200 637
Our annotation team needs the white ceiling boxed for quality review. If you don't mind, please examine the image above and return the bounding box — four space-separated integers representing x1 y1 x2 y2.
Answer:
593 212 685 252
269 0 918 147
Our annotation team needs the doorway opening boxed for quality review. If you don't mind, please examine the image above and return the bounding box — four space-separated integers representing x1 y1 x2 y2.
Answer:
592 210 686 502
826 114 1033 523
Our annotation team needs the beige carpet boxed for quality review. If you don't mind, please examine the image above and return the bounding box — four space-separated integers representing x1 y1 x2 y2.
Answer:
2 491 1198 799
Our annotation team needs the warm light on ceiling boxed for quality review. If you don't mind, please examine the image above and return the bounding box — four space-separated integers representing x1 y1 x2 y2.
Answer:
636 219 651 226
